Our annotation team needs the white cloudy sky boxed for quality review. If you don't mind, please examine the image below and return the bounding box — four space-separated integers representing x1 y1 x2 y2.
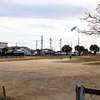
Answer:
0 0 100 51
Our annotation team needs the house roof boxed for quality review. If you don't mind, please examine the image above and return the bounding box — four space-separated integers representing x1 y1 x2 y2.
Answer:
0 42 8 44
46 51 55 54
7 47 12 50
11 46 21 49
21 46 35 53
11 46 36 53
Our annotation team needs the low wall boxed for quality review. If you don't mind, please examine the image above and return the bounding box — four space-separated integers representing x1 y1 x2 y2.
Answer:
0 53 24 58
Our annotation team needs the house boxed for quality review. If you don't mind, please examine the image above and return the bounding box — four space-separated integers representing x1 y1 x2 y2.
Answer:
11 46 21 53
0 42 8 52
17 46 37 56
53 51 66 55
6 47 13 53
40 49 48 55
0 42 8 48
11 46 37 55
40 49 55 55
45 50 55 55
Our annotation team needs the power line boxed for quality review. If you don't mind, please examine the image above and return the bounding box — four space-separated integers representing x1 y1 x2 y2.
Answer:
0 25 48 38
0 24 95 51
0 25 88 44
0 25 53 39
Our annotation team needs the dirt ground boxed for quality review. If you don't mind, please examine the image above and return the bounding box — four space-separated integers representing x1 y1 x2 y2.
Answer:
0 58 100 100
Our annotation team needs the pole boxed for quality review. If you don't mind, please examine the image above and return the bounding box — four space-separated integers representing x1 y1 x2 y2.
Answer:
41 36 43 55
78 38 80 55
41 36 43 50
60 39 62 52
16 43 17 46
50 38 52 55
71 42 72 50
36 40 37 50
3 86 6 97
50 38 52 50
16 43 17 52
78 38 80 46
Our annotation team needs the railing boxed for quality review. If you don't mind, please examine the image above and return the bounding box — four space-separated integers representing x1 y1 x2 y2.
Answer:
76 85 100 100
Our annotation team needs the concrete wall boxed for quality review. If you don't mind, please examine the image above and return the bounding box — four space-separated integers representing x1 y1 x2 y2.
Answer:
0 53 24 58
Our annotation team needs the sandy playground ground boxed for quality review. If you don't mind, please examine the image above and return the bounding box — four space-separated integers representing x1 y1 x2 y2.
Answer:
0 57 100 100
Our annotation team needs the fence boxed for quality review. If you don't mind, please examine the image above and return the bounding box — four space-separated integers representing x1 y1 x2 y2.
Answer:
76 85 100 100
0 53 24 58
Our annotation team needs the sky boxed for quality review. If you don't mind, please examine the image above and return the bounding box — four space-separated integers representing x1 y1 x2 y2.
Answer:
0 0 100 51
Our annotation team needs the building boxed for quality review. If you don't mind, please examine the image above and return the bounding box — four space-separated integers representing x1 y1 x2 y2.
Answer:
6 47 13 53
0 42 8 52
11 46 21 53
45 50 55 55
0 42 8 48
40 49 55 55
13 46 37 56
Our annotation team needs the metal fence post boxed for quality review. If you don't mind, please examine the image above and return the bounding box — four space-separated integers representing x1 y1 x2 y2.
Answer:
76 85 78 100
81 85 85 100
76 85 85 100
3 86 6 97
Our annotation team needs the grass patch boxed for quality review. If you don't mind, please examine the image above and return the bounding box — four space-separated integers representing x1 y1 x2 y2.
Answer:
0 96 14 100
57 56 100 63
0 55 70 62
87 62 100 65
1 55 100 62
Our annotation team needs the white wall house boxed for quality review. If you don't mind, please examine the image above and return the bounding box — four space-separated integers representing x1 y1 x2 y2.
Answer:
18 48 31 55
18 47 36 55
0 42 8 48
0 42 8 52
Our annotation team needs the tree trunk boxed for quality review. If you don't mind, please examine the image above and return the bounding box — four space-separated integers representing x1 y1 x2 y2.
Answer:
94 51 96 56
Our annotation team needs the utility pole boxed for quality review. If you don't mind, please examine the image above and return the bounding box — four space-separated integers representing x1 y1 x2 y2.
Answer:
50 38 52 50
60 39 62 52
71 42 72 48
71 42 72 52
16 43 17 46
50 38 52 55
78 38 80 55
41 36 43 55
78 38 80 46
36 40 37 50
16 43 17 52
41 36 43 50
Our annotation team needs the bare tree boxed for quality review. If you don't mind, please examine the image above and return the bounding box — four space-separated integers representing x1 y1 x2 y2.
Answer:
71 3 100 36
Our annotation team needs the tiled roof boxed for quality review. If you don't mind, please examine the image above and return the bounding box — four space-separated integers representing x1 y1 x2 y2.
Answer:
21 46 35 53
11 46 35 53
11 46 21 49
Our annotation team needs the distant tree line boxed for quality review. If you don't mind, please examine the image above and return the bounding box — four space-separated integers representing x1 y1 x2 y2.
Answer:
61 44 100 56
